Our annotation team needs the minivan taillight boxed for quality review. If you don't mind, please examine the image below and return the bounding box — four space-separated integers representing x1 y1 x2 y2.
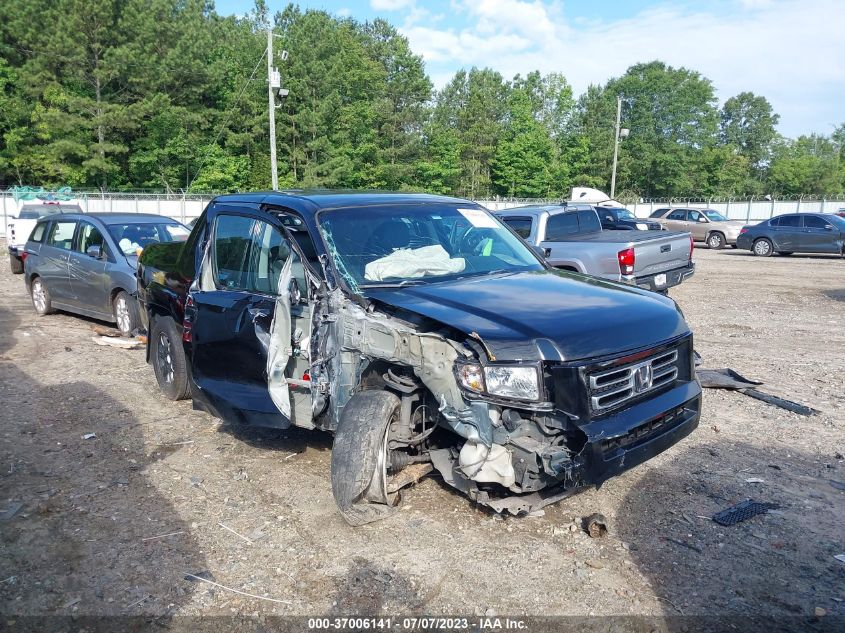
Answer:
618 248 635 276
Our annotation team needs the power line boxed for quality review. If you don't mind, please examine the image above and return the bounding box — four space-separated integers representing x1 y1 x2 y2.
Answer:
187 47 268 192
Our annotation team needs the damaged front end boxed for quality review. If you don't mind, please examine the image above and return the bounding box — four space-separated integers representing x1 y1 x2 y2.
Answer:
310 279 701 519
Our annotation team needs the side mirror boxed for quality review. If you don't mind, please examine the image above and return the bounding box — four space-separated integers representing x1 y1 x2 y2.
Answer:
698 217 708 223
86 244 104 259
532 245 551 259
824 224 834 231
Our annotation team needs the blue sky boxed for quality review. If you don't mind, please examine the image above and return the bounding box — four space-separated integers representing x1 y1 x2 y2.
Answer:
214 1 845 138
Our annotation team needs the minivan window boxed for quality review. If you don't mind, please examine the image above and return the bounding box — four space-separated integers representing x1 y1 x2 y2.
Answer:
77 222 106 254
46 221 77 250
29 222 48 243
502 216 533 239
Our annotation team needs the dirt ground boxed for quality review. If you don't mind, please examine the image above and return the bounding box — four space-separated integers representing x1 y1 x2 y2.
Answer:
0 240 843 624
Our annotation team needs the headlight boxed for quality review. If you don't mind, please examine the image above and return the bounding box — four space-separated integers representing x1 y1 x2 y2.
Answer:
456 362 541 401
636 223 648 230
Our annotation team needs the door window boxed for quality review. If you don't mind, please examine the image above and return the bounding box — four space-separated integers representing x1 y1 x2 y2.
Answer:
778 215 801 228
545 213 579 240
667 210 686 221
46 221 77 250
803 215 828 229
688 210 704 223
76 222 106 253
502 216 533 238
577 210 601 233
213 214 291 295
29 222 48 243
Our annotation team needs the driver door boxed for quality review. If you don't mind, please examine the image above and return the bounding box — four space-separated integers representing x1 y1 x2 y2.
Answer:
687 210 708 240
187 209 305 428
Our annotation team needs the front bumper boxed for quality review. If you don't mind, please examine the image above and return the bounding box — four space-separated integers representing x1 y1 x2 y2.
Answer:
623 261 695 292
434 379 702 515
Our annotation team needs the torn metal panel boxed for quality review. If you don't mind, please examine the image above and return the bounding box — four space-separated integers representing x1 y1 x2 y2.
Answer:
267 255 294 418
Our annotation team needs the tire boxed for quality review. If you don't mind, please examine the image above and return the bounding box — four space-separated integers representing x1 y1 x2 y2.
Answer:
30 277 55 315
752 238 774 257
10 254 23 274
331 390 401 526
113 291 141 336
777 251 794 256
151 316 190 401
707 232 726 250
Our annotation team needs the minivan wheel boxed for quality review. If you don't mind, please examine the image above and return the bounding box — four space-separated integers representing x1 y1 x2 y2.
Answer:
10 255 23 274
331 390 401 526
30 277 54 315
707 232 726 249
151 316 190 401
752 238 773 257
113 291 141 336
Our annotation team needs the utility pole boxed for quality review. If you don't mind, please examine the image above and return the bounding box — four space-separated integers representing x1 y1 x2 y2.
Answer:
610 95 622 199
267 26 279 190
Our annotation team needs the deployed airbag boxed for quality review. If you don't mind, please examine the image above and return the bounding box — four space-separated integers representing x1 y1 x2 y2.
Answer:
364 245 465 282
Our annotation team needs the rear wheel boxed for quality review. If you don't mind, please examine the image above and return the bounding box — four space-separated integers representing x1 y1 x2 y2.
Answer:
331 390 401 526
10 254 23 274
151 316 190 401
113 291 141 336
707 232 726 249
752 238 773 257
30 277 54 315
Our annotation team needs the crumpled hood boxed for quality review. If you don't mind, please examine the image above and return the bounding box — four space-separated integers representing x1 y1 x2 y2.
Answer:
364 270 690 362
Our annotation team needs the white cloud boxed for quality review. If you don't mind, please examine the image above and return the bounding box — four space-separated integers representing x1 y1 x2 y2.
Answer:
398 0 845 136
336 7 351 17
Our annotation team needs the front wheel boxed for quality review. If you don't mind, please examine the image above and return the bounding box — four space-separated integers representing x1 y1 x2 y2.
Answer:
707 232 726 250
752 238 773 257
113 291 141 336
10 254 23 274
331 390 401 526
151 316 190 401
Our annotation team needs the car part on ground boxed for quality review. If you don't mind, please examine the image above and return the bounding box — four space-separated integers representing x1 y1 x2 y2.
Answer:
137 191 702 525
712 499 780 526
696 367 818 416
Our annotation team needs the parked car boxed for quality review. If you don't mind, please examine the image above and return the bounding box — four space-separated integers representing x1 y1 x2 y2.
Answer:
6 202 82 274
595 206 662 231
651 207 745 249
23 213 190 335
736 213 845 257
494 204 694 293
137 191 701 525
835 208 845 218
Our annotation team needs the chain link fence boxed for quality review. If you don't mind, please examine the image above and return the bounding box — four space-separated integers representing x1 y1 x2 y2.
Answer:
3 189 845 237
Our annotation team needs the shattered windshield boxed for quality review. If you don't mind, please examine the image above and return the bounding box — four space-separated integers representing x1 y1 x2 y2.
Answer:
318 204 543 291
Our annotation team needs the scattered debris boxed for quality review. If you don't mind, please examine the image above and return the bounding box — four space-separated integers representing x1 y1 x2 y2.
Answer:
584 559 605 569
92 325 122 338
712 499 779 526
219 522 253 544
61 597 81 609
745 477 765 484
82 433 97 440
697 368 819 416
91 335 144 349
141 530 184 542
829 480 845 492
584 513 608 538
0 501 24 521
184 570 215 583
126 594 150 608
834 554 845 564
814 607 827 617
387 463 434 494
526 509 546 518
183 572 292 604
663 537 702 554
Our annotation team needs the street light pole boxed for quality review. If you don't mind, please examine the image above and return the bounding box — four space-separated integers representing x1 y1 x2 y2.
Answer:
610 94 622 199
267 26 279 190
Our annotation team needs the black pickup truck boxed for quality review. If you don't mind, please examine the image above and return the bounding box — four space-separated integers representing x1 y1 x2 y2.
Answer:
137 191 701 525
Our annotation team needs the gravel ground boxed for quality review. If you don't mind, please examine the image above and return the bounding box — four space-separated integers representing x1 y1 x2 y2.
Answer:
0 241 843 622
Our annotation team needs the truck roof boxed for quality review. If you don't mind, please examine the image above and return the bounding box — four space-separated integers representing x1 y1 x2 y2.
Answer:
212 190 472 215
492 204 593 217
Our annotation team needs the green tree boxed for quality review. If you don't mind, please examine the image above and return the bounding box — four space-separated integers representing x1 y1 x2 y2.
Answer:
720 92 779 172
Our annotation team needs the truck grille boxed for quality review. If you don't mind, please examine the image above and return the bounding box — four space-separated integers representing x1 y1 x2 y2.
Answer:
588 348 679 413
